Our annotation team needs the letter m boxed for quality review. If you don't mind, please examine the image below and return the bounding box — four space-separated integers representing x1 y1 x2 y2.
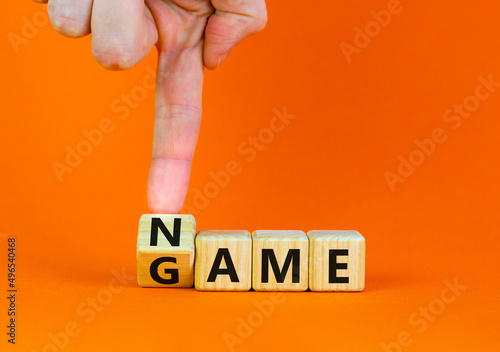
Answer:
261 249 300 283
150 218 181 246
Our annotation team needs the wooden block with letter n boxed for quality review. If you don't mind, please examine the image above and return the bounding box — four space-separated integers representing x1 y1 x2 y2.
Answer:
307 230 365 291
195 230 252 291
252 230 308 291
137 214 196 287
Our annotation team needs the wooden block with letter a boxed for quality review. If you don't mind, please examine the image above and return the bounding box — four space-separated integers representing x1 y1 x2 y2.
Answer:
252 230 308 291
307 230 365 291
195 230 252 291
137 214 196 287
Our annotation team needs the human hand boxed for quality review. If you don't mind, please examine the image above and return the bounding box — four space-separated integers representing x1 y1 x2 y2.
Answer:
33 0 267 213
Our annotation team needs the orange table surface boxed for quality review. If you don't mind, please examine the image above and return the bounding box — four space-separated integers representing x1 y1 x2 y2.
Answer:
1 1 499 351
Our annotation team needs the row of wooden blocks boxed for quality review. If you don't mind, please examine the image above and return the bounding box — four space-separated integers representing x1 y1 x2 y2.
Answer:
137 215 365 291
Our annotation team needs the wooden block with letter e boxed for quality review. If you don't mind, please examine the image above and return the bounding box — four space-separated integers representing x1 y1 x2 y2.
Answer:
195 230 252 291
307 230 365 291
252 230 308 291
137 214 196 287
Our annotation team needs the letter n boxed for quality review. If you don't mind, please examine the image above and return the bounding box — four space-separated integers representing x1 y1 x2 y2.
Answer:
150 218 181 246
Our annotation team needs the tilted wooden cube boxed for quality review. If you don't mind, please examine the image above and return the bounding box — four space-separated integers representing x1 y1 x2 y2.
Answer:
195 230 252 291
252 230 309 291
307 230 365 291
137 214 196 287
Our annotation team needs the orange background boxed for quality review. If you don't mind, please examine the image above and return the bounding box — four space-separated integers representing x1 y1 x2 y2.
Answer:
1 0 499 351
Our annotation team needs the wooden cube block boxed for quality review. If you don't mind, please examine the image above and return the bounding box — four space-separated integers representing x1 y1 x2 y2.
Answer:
252 230 308 291
195 230 252 291
137 214 195 287
307 230 365 291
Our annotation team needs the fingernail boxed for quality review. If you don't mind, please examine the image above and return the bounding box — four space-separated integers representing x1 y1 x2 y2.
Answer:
216 50 232 68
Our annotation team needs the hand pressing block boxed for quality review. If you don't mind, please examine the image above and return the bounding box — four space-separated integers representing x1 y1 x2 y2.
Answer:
137 214 365 292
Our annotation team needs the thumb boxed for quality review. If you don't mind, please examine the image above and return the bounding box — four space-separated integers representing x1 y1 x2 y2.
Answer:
204 0 267 69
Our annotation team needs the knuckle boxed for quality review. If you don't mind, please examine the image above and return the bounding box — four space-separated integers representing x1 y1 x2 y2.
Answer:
48 1 89 37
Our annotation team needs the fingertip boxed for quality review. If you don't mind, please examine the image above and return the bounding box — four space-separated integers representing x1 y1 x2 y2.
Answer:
147 159 192 214
91 1 158 71
91 34 157 71
203 59 218 71
91 43 138 71
47 0 92 38
204 49 232 70
148 201 183 215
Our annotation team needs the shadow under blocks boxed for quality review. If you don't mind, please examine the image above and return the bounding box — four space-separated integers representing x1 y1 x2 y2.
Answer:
136 215 365 292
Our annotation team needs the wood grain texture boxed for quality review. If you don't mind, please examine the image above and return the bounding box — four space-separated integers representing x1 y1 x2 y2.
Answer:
137 214 196 287
252 230 308 291
195 230 252 291
307 230 365 291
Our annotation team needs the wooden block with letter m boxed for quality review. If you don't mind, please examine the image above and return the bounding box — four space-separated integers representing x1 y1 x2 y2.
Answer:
252 230 308 291
137 214 196 287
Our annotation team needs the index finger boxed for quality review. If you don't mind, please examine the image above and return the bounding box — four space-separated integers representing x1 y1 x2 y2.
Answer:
147 47 204 214
146 7 206 214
